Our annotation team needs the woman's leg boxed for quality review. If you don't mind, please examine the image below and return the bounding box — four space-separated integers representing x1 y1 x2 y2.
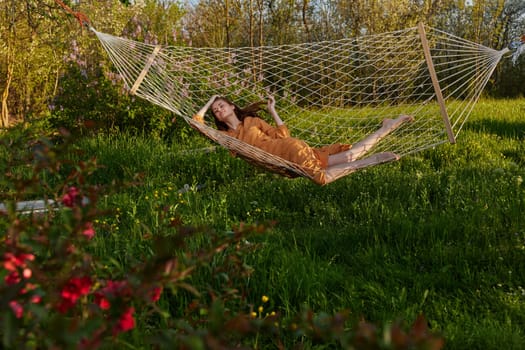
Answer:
324 152 399 184
327 115 413 166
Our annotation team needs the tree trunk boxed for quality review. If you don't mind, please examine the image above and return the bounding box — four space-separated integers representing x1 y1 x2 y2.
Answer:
302 0 311 41
225 0 230 47
1 46 13 128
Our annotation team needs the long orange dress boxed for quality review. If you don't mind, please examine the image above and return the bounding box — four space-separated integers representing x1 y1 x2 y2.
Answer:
224 117 350 184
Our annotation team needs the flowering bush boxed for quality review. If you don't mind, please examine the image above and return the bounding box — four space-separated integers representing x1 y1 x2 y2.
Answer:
0 127 444 349
0 127 261 348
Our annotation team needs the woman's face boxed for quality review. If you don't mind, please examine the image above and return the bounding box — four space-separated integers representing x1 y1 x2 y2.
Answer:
211 99 236 122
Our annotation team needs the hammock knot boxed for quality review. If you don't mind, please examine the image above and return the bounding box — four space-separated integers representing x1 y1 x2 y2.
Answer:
509 36 525 65
55 0 91 30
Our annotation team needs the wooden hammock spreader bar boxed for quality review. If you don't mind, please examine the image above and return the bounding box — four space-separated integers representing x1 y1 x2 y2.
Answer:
418 23 456 144
130 45 162 95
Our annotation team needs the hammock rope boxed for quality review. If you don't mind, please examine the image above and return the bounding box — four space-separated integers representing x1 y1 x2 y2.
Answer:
89 23 512 181
54 0 91 30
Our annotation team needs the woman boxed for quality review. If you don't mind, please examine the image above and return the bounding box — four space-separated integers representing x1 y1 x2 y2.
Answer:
193 95 413 185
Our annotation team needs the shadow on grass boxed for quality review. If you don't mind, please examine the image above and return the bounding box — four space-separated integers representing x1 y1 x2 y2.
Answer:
464 118 525 140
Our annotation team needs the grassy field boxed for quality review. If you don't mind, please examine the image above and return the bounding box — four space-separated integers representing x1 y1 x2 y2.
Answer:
2 98 525 348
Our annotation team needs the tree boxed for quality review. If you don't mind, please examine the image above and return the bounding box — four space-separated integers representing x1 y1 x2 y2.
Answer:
0 0 77 128
47 0 187 135
0 0 20 128
0 0 186 132
491 0 525 96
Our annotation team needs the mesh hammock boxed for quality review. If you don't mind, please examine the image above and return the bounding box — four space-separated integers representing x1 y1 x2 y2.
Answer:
91 23 514 183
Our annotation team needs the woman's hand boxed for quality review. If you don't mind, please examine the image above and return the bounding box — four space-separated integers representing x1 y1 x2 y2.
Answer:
267 95 276 112
194 95 221 122
267 95 284 126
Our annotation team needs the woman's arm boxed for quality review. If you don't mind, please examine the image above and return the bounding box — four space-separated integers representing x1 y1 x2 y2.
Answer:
267 95 284 126
193 95 220 122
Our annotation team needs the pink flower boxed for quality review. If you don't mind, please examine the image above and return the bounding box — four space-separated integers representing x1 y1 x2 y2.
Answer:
94 280 131 311
22 268 32 279
9 301 23 319
57 276 92 313
82 222 95 239
3 252 34 271
149 286 162 302
62 186 80 207
5 271 21 285
3 252 34 285
113 307 135 335
94 293 111 310
100 280 131 298
20 283 37 294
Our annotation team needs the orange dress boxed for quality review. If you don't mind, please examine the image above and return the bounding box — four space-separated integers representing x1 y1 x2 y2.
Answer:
225 117 350 184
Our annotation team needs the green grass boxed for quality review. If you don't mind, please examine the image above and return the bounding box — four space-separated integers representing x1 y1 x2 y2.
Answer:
84 98 525 349
6 98 525 348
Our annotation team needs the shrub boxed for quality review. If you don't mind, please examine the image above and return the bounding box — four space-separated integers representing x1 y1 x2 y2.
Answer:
48 38 173 138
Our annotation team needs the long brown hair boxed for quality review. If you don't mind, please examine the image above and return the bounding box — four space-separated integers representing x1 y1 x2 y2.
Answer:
211 97 266 131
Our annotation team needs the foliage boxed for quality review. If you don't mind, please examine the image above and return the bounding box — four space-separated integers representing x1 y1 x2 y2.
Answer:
49 59 172 137
121 0 186 46
0 0 71 127
0 124 446 348
46 0 185 136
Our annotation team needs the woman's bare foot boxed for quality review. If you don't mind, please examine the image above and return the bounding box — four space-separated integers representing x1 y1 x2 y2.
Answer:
372 151 400 163
334 116 412 164
382 115 414 130
342 152 400 170
323 151 400 184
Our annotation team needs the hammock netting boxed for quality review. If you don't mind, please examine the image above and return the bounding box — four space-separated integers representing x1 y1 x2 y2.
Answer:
92 23 510 181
